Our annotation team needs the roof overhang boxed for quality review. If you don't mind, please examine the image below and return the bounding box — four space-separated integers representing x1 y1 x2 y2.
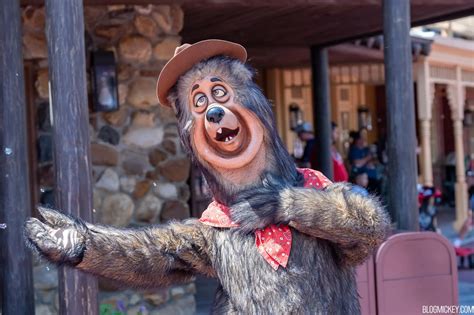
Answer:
179 0 472 67
22 0 474 67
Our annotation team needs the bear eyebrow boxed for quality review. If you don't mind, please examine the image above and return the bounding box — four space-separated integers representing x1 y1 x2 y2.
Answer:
210 77 222 82
191 84 199 92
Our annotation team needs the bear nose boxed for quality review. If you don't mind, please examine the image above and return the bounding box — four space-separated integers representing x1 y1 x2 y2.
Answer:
206 106 225 124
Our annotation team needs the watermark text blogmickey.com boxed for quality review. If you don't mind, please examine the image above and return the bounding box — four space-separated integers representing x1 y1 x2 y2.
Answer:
422 305 474 314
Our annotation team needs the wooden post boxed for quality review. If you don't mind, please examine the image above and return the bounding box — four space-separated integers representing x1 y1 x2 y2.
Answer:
310 46 334 180
383 0 419 230
0 0 35 313
44 0 98 313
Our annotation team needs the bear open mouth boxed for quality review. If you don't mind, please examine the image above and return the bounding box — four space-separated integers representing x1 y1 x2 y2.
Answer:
215 127 240 143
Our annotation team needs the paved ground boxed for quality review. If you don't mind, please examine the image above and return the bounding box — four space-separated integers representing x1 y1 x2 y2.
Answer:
459 271 474 306
437 207 474 307
194 206 474 313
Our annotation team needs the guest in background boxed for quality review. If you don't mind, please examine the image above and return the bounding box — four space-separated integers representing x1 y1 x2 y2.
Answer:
295 122 315 168
331 122 349 182
351 169 369 197
348 129 381 193
348 130 371 169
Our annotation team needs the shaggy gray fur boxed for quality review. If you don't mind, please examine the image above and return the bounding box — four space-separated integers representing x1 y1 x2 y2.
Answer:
25 181 389 314
26 201 381 314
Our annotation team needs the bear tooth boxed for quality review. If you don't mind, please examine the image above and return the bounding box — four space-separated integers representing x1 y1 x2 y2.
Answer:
217 128 222 134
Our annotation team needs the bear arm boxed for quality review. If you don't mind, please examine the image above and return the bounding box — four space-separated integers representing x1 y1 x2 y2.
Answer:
76 219 216 289
282 183 391 266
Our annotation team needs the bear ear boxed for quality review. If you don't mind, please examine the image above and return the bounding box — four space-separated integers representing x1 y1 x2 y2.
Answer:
170 100 179 114
165 89 181 115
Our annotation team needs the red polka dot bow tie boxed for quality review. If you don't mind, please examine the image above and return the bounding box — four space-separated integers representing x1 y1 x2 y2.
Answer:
199 168 331 270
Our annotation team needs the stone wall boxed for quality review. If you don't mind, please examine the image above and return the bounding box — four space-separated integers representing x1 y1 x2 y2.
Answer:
22 4 196 315
32 257 196 315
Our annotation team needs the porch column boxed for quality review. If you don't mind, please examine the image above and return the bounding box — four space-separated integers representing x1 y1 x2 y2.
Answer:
0 0 35 313
416 60 435 186
383 0 419 230
45 0 98 313
310 46 333 180
446 71 468 231
419 120 433 185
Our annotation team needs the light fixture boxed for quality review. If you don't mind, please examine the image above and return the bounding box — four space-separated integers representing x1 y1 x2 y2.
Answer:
91 50 119 112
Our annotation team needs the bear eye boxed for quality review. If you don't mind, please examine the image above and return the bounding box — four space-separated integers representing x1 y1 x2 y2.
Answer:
212 85 227 98
194 93 207 108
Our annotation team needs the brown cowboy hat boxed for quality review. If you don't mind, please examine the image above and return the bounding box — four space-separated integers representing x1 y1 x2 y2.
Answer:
156 39 247 107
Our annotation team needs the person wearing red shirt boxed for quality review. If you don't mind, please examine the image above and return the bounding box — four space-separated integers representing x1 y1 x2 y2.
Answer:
331 122 349 182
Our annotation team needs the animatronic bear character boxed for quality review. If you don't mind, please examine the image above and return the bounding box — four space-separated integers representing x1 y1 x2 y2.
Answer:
25 39 390 314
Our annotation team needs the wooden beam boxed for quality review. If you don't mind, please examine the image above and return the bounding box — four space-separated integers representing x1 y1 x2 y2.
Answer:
0 0 35 313
383 0 418 231
44 0 98 313
20 0 474 6
310 47 334 180
22 0 382 5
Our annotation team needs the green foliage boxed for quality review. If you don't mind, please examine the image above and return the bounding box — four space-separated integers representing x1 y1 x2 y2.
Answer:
99 303 125 315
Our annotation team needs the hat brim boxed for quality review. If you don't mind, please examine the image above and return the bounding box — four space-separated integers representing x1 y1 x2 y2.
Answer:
156 39 247 107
